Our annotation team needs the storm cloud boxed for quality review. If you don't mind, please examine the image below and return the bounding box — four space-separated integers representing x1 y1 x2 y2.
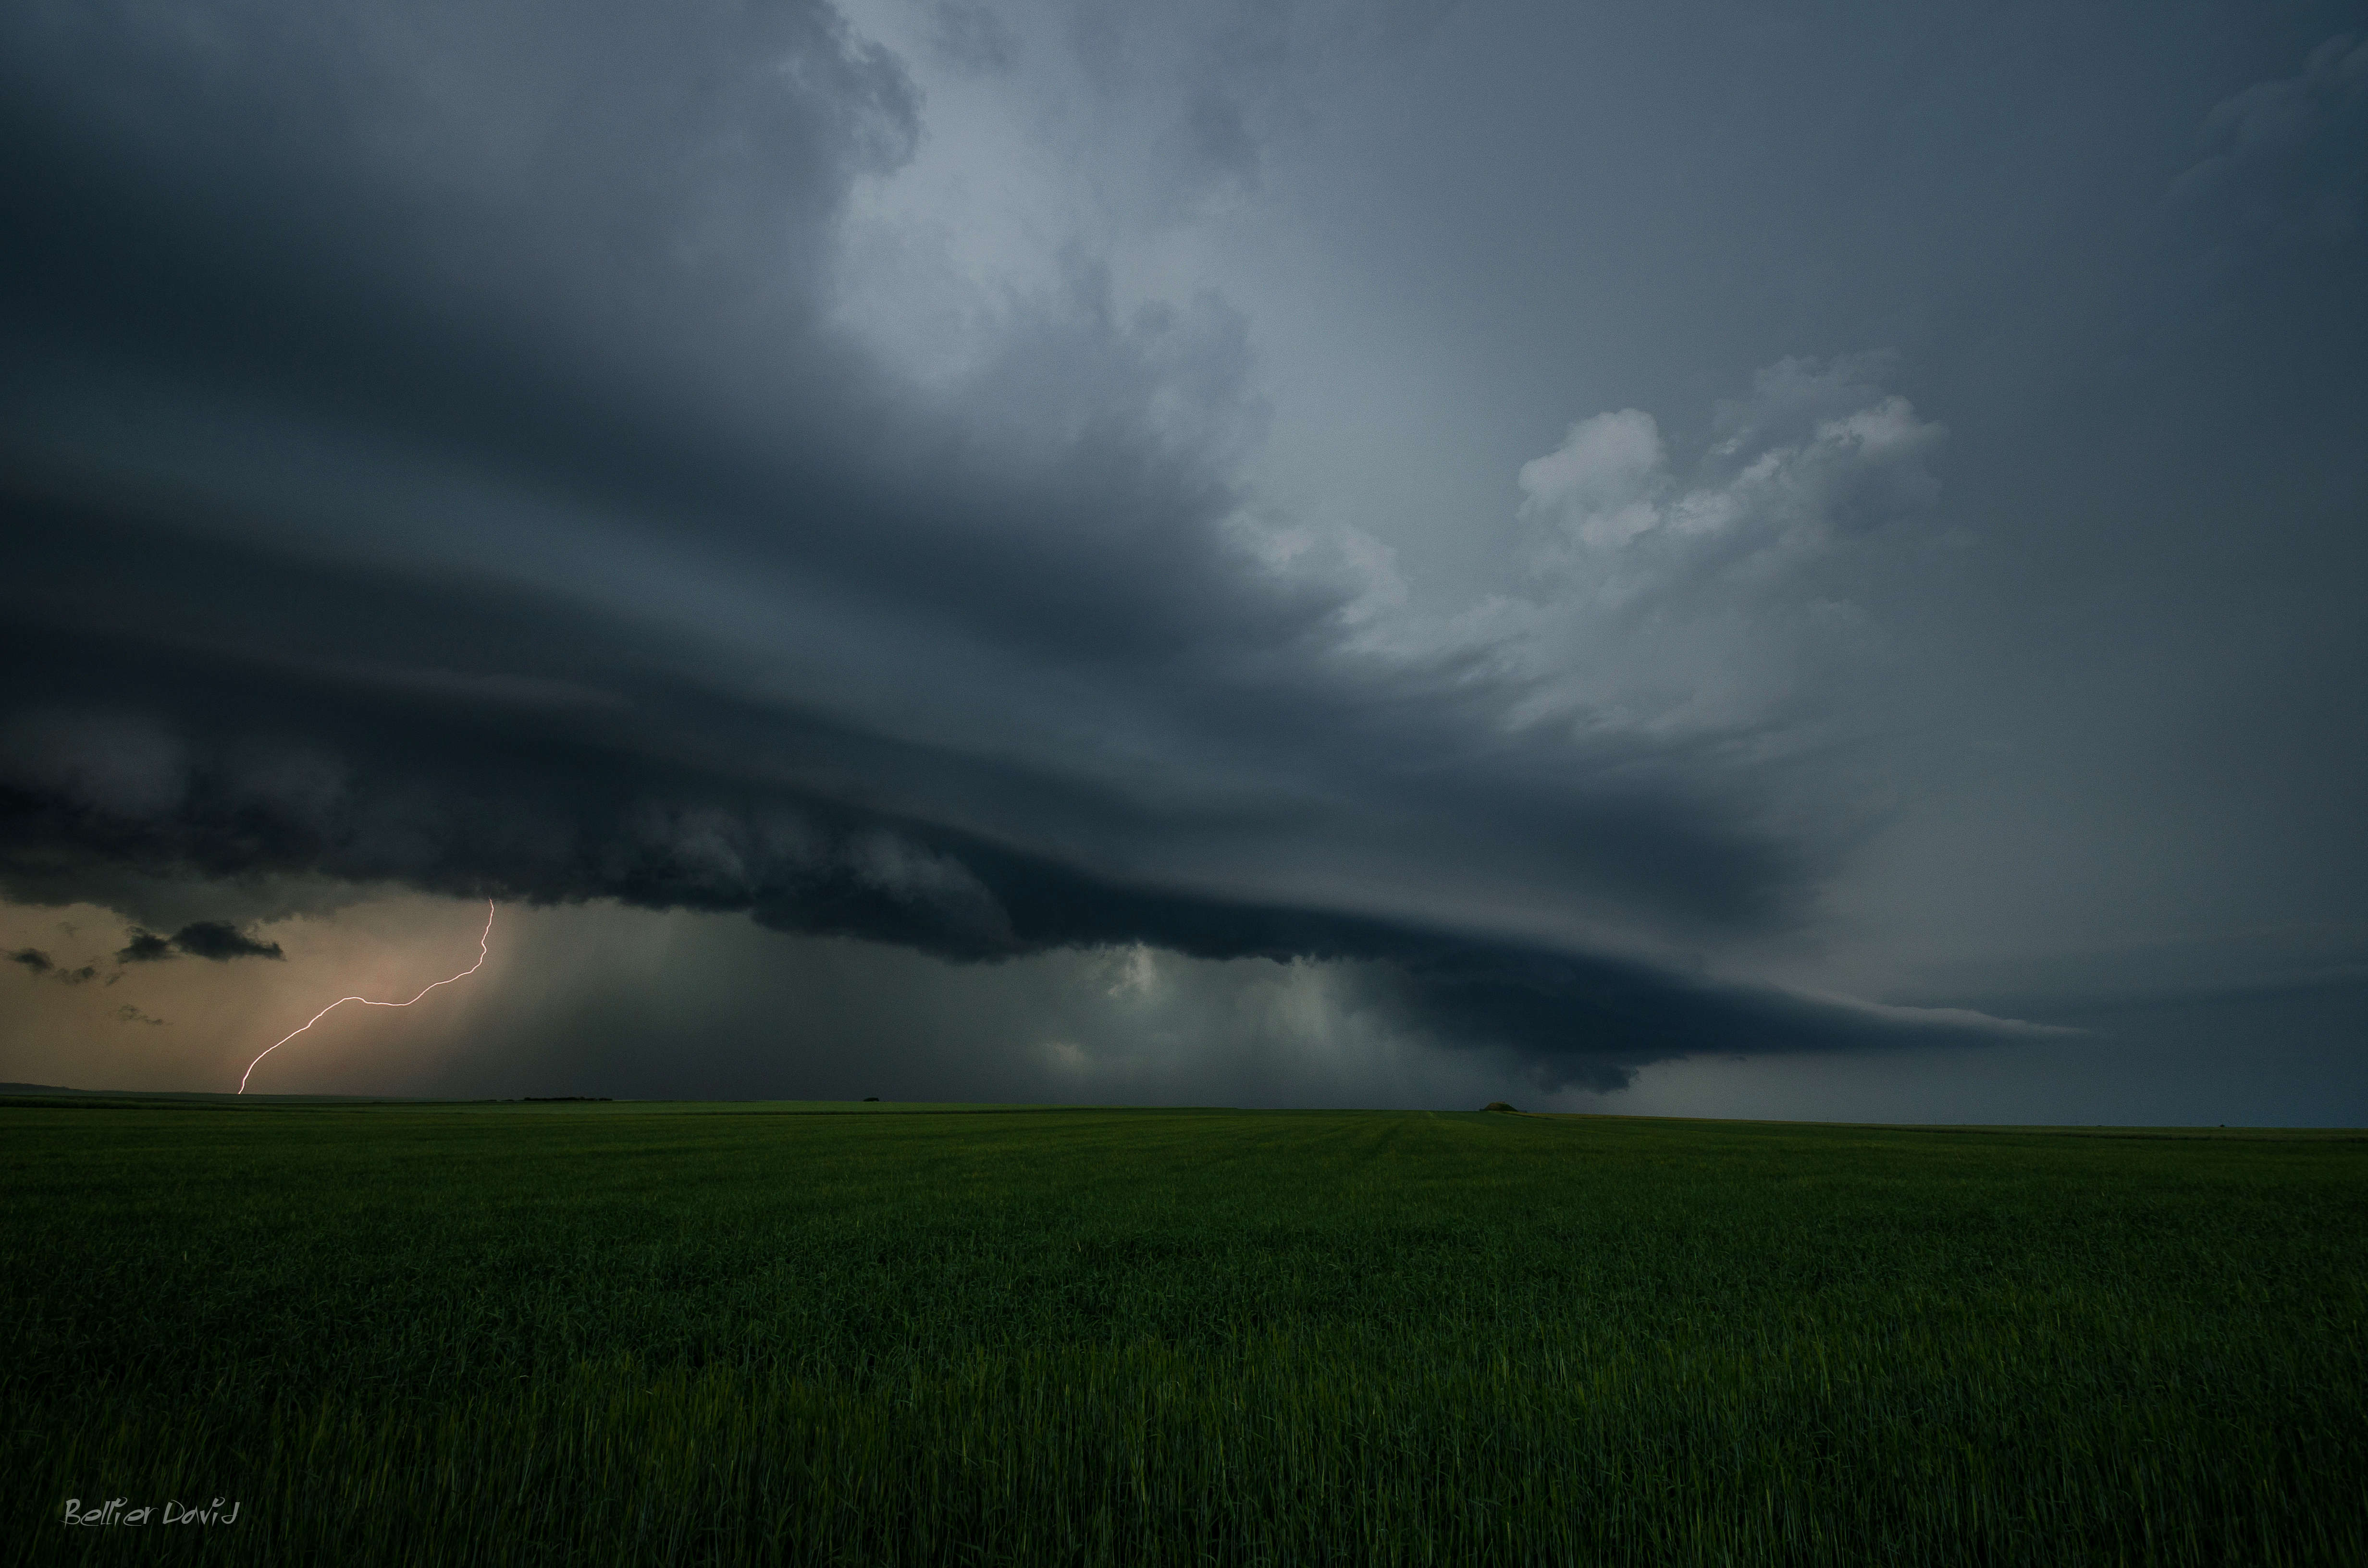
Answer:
2 1 2360 1111
109 920 285 964
8 946 97 986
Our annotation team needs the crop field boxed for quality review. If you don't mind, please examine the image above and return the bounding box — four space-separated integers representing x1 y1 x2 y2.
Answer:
6 1099 2366 1566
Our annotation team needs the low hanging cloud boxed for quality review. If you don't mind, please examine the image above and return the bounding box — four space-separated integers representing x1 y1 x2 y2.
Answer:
113 931 175 964
159 921 285 962
8 947 98 985
114 920 284 963
0 647 2053 1091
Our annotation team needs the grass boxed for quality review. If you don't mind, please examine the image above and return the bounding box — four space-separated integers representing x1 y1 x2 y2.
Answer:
5 1100 2365 1565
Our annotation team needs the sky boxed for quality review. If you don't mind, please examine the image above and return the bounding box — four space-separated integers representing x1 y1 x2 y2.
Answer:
2 0 2363 1120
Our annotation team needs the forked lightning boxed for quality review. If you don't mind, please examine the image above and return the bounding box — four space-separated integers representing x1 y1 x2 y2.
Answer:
237 901 496 1093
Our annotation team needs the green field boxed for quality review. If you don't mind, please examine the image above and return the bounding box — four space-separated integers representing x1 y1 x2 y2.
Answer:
6 1100 2365 1565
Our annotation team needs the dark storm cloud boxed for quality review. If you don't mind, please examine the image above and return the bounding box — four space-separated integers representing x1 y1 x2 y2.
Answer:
5 943 99 985
0 577 2040 1087
163 922 285 962
0 0 2053 1086
114 931 175 964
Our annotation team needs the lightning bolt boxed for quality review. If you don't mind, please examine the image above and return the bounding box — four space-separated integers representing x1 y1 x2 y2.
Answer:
237 900 496 1094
